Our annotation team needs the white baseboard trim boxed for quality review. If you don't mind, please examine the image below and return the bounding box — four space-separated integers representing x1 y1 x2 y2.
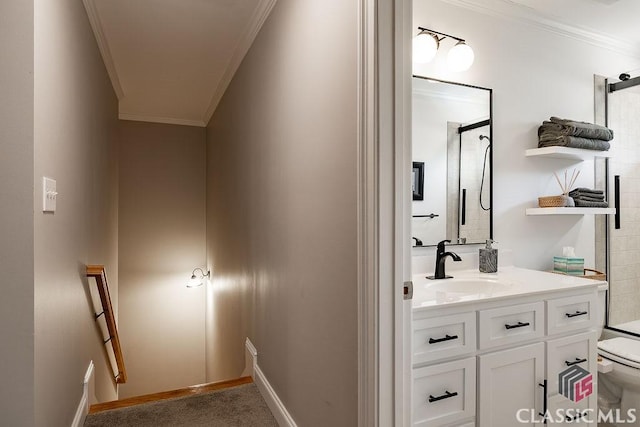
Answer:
71 361 94 427
242 337 257 378
245 338 297 427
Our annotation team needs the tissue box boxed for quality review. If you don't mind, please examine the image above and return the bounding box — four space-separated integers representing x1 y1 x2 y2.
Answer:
553 256 584 275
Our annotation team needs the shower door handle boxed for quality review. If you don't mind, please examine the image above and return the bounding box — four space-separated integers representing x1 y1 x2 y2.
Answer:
461 189 466 226
615 175 620 230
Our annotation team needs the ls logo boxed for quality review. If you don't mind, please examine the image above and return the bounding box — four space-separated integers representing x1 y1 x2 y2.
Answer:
559 365 593 402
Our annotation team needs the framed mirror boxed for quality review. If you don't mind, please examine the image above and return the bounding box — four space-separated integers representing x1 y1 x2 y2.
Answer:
412 76 493 247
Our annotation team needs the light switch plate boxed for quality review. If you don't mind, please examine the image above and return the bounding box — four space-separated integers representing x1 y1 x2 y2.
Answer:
43 177 57 212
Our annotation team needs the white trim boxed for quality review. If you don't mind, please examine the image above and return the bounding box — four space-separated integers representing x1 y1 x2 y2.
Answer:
82 0 125 99
242 338 257 378
254 365 297 427
357 0 378 426
438 0 640 58
118 112 206 128
202 0 277 125
71 361 94 427
246 338 297 427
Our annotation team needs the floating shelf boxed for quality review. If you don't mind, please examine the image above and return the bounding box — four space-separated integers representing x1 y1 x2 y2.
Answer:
525 146 612 161
526 207 616 216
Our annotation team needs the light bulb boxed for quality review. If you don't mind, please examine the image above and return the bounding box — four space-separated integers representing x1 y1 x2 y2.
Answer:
413 32 439 64
447 41 474 72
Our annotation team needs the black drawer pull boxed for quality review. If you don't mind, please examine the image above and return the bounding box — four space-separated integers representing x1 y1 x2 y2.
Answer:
428 334 458 344
428 390 458 403
566 310 588 318
565 357 587 367
566 411 585 422
505 321 530 330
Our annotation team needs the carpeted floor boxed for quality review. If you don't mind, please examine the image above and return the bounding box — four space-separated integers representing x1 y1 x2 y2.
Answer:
84 383 278 427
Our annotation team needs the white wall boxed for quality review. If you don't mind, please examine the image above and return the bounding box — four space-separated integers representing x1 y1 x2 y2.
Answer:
205 0 358 425
33 0 120 424
413 0 640 271
118 121 207 398
0 1 35 425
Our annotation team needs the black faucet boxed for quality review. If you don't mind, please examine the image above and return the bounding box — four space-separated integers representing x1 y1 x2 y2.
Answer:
427 240 462 280
412 237 423 246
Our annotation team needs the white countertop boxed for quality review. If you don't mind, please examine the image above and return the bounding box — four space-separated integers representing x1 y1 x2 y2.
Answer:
413 266 607 310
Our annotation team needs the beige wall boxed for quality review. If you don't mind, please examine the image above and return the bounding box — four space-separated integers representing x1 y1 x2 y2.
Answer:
33 0 120 425
206 0 358 425
118 121 207 398
0 1 35 425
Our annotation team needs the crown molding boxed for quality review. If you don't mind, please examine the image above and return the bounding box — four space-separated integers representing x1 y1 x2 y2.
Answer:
202 0 278 126
82 0 125 99
438 0 640 59
119 112 205 128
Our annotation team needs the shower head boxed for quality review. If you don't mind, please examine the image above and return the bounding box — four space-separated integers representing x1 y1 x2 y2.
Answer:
479 135 490 142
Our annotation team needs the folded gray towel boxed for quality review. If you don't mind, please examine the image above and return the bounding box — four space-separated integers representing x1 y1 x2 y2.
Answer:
573 199 609 208
569 188 605 199
570 188 604 195
538 135 611 151
544 117 614 141
572 195 606 202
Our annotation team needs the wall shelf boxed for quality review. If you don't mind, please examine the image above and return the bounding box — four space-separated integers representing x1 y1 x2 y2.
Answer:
525 146 612 161
526 207 616 216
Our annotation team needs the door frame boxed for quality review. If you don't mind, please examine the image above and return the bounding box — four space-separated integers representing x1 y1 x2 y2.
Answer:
357 0 412 425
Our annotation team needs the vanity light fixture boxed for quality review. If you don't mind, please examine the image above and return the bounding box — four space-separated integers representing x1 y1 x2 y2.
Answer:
187 267 210 288
413 27 475 72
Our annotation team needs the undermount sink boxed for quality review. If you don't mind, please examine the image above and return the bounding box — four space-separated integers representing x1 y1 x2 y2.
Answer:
426 278 511 295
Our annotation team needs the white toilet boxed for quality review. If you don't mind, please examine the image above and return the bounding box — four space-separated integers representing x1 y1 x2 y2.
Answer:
597 286 640 426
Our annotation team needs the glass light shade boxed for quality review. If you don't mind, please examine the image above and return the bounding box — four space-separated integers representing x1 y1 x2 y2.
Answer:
413 32 439 64
187 274 204 288
447 41 474 72
187 268 209 288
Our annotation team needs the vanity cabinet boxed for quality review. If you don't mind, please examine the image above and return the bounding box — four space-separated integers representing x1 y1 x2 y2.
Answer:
412 283 599 427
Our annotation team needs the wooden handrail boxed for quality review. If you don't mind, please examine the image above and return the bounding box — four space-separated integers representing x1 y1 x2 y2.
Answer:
86 265 127 384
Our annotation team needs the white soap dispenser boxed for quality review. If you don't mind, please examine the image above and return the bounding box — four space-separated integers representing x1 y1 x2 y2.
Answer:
479 239 498 273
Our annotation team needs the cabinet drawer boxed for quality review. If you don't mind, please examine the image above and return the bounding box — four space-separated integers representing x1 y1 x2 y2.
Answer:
478 302 544 349
413 312 476 365
413 357 476 427
547 331 597 396
547 293 597 335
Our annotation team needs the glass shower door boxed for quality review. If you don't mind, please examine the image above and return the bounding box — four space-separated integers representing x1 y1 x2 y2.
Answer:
606 78 640 332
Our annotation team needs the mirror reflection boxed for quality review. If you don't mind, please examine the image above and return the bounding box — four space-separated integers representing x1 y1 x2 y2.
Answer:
412 76 492 247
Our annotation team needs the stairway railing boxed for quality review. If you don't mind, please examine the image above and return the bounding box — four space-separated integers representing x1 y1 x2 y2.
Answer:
86 265 127 384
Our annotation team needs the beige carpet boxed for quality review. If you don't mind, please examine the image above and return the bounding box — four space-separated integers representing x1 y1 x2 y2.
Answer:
84 383 278 427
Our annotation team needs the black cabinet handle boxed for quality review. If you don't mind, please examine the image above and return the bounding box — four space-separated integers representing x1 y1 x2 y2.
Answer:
565 357 587 367
428 390 458 403
505 321 530 330
566 310 588 318
566 411 586 422
428 334 458 344
538 380 547 421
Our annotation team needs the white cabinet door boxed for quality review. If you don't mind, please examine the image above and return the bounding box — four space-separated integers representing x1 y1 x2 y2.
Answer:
546 331 597 421
478 342 545 426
